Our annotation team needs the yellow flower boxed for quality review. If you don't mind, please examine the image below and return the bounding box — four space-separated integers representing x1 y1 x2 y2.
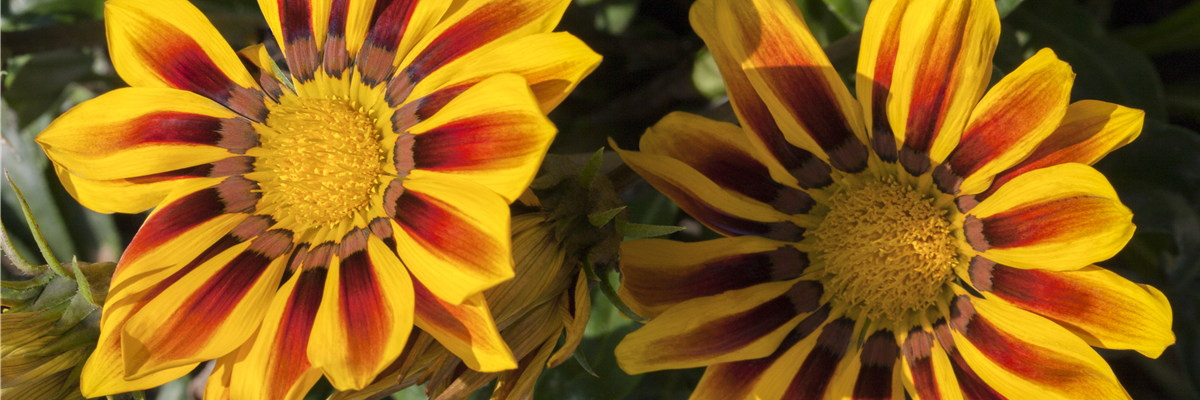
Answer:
612 0 1174 399
33 0 599 398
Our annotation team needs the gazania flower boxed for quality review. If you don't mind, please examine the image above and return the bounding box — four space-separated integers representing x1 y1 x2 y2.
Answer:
612 0 1174 398
35 0 599 397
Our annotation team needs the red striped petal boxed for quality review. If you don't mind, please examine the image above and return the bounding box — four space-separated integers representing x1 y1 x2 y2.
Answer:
388 173 513 305
122 229 293 377
355 0 422 86
230 268 326 400
852 330 900 400
930 318 1007 400
888 0 998 175
616 280 822 374
934 49 1073 195
947 295 1129 398
692 305 831 400
856 0 912 162
412 278 515 372
114 177 259 283
641 112 815 214
309 234 414 390
970 260 1174 357
619 237 808 318
388 0 568 104
689 0 833 189
712 0 869 173
105 0 266 121
782 317 856 399
966 100 1144 207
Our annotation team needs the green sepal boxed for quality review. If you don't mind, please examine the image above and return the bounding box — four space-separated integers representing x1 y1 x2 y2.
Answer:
6 173 67 278
572 347 598 377
587 206 626 228
614 220 685 239
577 148 605 190
583 255 649 323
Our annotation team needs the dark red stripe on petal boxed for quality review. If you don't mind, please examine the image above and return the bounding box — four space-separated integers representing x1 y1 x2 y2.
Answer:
676 138 816 214
903 327 941 400
900 3 971 176
753 66 868 173
238 52 284 101
866 4 907 162
624 247 808 309
338 250 389 374
977 196 1114 250
784 317 856 400
127 14 267 122
963 215 989 252
279 0 319 82
304 242 336 269
120 155 250 184
985 264 1117 338
103 111 223 151
674 192 805 241
696 305 830 399
152 241 280 359
268 267 325 399
646 294 803 363
391 190 502 273
411 113 546 172
368 218 397 253
399 0 558 86
950 296 1091 389
933 314 1007 400
357 0 419 86
322 0 351 76
853 330 899 400
118 186 229 268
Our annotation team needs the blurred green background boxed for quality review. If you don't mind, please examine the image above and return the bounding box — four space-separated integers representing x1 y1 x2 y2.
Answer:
2 0 1198 399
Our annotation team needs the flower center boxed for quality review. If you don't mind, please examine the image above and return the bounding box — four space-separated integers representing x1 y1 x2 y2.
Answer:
812 178 958 321
254 97 385 227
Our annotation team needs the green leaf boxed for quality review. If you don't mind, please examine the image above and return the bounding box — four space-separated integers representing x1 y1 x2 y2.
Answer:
818 0 869 31
583 256 649 323
1001 0 1167 121
615 220 685 239
1114 1 1200 56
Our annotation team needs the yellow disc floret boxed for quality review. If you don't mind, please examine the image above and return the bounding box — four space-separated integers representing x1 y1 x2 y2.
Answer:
812 178 958 321
253 96 385 227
